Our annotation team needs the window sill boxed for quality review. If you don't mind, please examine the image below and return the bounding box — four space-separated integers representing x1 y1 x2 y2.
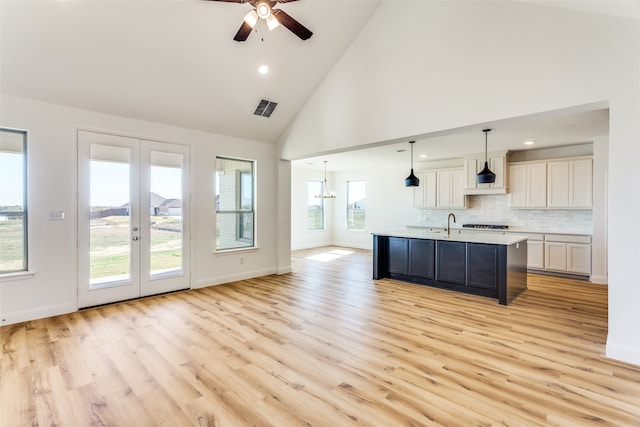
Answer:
0 271 36 282
214 246 259 255
346 229 368 233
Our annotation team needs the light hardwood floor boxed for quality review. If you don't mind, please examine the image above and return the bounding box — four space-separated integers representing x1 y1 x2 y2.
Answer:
2 246 639 426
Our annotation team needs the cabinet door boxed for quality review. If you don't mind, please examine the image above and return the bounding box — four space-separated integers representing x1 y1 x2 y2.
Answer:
436 170 451 207
509 164 527 207
466 243 498 289
436 241 466 284
409 239 435 279
411 173 424 207
547 161 569 207
424 171 437 208
450 169 466 208
527 240 544 269
528 162 548 207
544 241 567 271
465 159 478 190
567 243 591 274
490 156 505 189
388 238 409 275
569 159 593 208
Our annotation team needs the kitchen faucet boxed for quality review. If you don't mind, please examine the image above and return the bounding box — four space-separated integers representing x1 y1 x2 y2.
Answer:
447 213 456 236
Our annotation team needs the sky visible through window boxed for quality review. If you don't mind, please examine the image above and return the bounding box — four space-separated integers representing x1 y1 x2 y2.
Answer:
0 152 23 206
90 161 182 207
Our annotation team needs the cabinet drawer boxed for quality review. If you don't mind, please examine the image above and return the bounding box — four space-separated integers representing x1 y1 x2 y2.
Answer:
544 234 591 244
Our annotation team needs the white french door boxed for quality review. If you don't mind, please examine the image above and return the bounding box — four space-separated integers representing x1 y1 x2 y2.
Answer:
77 130 191 308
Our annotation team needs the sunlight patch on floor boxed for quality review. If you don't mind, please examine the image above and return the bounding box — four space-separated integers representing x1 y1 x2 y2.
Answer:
306 249 354 262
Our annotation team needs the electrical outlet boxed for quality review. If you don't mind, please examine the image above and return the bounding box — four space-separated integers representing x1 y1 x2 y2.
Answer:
240 257 244 265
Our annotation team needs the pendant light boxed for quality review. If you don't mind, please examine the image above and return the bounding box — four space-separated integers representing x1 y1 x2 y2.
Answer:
315 161 336 199
477 129 496 184
404 140 420 187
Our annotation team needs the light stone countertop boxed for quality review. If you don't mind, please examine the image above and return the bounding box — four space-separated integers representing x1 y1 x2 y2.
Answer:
372 229 528 246
406 224 592 236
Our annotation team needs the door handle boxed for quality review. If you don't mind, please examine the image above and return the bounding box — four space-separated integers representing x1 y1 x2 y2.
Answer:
132 236 139 241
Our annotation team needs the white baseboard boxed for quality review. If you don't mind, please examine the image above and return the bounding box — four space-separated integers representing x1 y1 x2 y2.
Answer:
606 341 640 366
589 275 608 284
277 266 292 274
291 242 331 251
193 267 278 289
330 242 372 250
1 302 76 326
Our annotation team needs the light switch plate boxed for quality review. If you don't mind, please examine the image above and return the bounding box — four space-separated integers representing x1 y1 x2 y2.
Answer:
48 211 65 221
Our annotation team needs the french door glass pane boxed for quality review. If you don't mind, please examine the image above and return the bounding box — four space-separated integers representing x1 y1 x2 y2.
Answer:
89 144 131 287
149 151 183 278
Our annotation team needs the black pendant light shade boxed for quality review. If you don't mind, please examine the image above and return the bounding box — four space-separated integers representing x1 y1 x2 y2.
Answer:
405 140 420 187
477 129 496 184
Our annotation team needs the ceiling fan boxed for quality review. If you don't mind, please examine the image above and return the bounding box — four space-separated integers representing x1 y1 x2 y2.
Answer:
207 0 313 42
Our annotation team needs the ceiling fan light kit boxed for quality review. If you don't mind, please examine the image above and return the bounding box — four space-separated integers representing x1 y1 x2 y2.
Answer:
208 0 313 42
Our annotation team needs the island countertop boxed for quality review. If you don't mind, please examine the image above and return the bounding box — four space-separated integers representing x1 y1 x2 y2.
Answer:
372 230 528 246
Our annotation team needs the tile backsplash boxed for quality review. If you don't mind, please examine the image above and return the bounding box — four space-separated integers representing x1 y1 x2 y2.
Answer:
415 194 592 232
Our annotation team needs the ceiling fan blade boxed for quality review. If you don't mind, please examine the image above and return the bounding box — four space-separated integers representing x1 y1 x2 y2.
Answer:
272 9 312 40
203 0 249 3
276 0 300 3
233 21 253 41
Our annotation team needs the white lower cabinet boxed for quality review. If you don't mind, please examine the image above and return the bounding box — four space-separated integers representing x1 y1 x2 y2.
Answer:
542 234 591 276
527 239 544 270
567 243 592 274
544 241 568 271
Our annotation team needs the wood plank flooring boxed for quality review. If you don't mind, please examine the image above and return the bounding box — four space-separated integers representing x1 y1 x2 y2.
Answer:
2 246 640 426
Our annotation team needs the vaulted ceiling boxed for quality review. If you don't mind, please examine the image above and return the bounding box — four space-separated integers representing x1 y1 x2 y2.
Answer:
1 0 638 160
0 0 381 143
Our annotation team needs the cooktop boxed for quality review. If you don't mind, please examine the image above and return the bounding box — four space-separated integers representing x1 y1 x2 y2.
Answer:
462 224 509 230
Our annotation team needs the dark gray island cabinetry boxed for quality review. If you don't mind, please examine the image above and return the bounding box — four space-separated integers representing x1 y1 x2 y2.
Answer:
373 230 528 305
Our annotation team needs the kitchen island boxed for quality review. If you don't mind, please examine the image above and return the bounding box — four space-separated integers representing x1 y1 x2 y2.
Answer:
372 230 528 305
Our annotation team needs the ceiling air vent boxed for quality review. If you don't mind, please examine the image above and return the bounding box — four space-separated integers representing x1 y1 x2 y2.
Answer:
254 99 278 118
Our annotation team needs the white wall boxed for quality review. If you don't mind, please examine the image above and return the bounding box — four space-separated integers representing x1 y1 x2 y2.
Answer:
291 164 428 250
0 94 283 325
279 1 640 365
291 167 333 249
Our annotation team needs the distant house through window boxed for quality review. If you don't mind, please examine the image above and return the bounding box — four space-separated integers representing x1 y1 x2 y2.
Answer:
307 180 324 230
215 157 255 251
0 127 28 273
347 180 366 230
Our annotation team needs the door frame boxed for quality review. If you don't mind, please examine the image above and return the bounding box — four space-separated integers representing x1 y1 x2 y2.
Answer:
75 128 192 309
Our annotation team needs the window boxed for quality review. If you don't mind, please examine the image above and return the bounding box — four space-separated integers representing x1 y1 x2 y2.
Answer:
307 180 324 230
0 128 28 273
346 180 366 230
215 157 255 250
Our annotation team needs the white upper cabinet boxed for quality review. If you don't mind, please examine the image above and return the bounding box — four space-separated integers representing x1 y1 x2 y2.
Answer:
569 158 593 208
547 157 593 208
509 156 591 209
412 171 437 208
413 168 465 209
508 161 547 208
464 151 509 195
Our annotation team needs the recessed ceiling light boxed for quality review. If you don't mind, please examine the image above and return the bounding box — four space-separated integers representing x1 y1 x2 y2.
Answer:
419 154 428 158
258 65 269 74
524 140 535 145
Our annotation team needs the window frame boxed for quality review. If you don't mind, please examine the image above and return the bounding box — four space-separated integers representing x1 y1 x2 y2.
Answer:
0 127 29 274
346 180 366 231
215 156 256 252
307 180 325 231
